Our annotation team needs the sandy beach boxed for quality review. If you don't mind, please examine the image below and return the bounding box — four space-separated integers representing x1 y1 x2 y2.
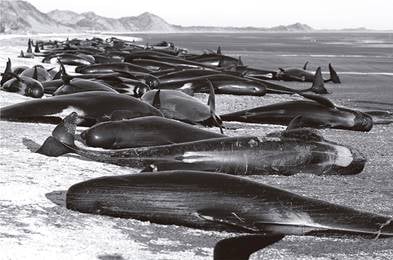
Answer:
0 33 392 260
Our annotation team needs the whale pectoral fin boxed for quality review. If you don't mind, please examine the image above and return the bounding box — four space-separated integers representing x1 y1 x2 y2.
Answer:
214 234 285 260
197 209 260 232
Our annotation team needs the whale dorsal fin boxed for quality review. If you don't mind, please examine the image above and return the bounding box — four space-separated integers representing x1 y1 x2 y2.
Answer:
329 63 341 84
217 46 222 55
0 58 12 86
300 93 336 108
309 67 328 94
207 79 224 134
27 39 32 53
52 112 78 146
36 112 78 157
52 68 62 80
214 235 285 260
238 56 244 66
279 67 285 72
152 89 161 109
34 42 40 53
303 61 309 70
58 59 72 84
33 66 38 80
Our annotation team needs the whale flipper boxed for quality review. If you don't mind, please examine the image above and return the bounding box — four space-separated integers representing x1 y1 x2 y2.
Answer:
214 235 285 260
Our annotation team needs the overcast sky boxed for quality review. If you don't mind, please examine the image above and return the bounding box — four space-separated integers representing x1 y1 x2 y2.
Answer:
27 0 393 30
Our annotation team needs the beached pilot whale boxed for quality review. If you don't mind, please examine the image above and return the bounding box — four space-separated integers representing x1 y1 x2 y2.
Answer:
0 91 163 126
1 66 44 98
65 171 393 259
141 82 223 132
80 116 225 149
35 113 366 176
220 94 373 132
276 62 341 83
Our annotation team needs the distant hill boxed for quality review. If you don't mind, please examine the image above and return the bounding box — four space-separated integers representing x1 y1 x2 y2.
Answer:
0 0 315 33
0 0 73 33
46 10 175 32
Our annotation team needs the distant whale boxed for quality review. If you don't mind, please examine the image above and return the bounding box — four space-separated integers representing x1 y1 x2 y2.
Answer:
276 62 341 83
66 171 393 258
36 113 366 176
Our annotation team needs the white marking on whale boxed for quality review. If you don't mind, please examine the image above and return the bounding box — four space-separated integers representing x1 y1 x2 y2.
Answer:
333 145 353 167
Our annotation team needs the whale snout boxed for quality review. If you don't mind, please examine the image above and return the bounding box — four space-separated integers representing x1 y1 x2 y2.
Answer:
352 111 373 132
81 128 115 149
333 147 367 175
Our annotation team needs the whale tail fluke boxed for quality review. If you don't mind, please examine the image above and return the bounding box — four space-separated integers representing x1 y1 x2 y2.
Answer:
309 67 328 94
328 63 341 84
214 234 285 260
36 112 78 157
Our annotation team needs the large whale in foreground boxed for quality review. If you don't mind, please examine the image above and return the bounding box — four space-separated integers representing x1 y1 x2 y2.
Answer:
36 113 366 176
66 171 393 259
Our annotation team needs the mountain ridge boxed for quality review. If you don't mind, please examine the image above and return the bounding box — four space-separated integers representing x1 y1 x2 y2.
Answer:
0 0 342 33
